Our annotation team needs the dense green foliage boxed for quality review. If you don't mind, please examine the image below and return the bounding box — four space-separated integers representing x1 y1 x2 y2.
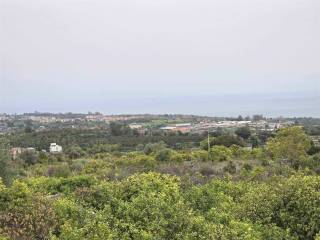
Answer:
0 140 12 185
0 173 319 240
1 126 320 239
8 129 203 151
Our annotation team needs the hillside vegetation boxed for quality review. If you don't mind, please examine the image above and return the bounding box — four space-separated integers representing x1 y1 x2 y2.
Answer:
0 126 320 240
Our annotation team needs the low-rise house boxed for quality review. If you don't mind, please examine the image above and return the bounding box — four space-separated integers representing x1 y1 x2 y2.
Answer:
160 124 192 133
175 123 191 127
10 147 23 160
311 136 320 147
175 123 192 133
26 147 36 152
49 143 63 153
10 147 35 159
160 126 177 131
129 124 143 129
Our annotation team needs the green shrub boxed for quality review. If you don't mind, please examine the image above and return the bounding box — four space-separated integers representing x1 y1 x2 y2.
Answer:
47 163 71 178
210 146 232 162
155 149 174 162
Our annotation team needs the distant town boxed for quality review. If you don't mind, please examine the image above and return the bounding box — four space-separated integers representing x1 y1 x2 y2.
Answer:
0 112 299 135
1 112 319 158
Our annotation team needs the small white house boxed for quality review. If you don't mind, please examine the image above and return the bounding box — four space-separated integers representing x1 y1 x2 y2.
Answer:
49 143 63 153
160 126 177 131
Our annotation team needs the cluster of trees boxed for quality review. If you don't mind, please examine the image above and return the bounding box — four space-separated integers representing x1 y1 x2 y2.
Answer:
4 126 320 180
8 128 203 152
203 126 275 150
9 121 297 156
0 173 319 240
109 122 137 136
1 126 320 239
0 140 12 185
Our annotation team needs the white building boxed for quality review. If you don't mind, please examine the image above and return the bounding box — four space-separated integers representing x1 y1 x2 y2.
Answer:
129 123 143 129
160 126 177 131
49 143 63 153
175 123 191 127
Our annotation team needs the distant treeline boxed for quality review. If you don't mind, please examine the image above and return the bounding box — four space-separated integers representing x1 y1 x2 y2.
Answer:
8 129 203 151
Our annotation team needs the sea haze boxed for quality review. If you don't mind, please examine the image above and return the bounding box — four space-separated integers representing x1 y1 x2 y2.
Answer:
2 92 319 118
95 93 320 118
1 0 319 117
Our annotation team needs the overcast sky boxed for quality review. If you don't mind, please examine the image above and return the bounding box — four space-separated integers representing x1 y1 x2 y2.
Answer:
1 0 319 116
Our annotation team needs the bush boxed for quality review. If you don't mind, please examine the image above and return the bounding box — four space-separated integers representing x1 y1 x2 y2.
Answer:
212 134 245 147
235 126 251 140
243 162 253 171
82 160 111 177
191 150 209 161
70 159 86 173
210 146 232 162
20 151 38 165
125 154 156 168
155 149 174 162
236 175 320 239
143 141 167 155
0 183 57 240
47 163 71 178
88 144 120 154
266 126 311 167
223 161 237 174
66 145 86 159
170 152 190 162
199 164 215 177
